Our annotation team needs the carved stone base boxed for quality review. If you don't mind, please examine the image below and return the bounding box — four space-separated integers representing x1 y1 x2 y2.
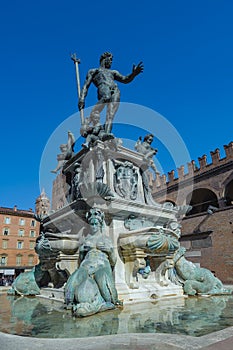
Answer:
58 253 79 274
117 280 183 302
39 287 65 301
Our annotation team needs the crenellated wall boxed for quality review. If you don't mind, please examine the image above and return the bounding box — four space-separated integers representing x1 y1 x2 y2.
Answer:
152 141 233 206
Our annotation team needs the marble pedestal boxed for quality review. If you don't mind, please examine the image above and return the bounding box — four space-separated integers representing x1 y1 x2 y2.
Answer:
42 140 184 303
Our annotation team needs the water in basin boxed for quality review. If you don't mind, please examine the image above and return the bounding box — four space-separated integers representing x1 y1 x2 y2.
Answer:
0 293 233 338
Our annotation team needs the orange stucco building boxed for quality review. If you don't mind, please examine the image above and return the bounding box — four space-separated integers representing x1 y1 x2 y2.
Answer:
0 205 40 280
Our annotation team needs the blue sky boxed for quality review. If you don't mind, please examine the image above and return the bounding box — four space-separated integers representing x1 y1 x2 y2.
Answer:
0 0 233 210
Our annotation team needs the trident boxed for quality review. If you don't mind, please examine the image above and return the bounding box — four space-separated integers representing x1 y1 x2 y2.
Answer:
71 53 85 126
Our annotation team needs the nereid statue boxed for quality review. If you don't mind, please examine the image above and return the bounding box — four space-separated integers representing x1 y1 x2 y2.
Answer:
8 260 69 296
64 208 121 317
169 247 232 295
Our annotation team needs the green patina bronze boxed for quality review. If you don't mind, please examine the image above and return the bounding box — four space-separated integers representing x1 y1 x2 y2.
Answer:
170 247 232 296
7 267 41 296
8 260 69 296
64 208 122 317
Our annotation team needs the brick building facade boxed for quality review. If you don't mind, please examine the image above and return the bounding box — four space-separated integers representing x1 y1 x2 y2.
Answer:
152 141 233 284
0 206 40 281
35 188 51 217
51 172 67 211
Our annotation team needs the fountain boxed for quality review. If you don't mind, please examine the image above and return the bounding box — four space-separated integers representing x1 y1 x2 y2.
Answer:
7 52 232 322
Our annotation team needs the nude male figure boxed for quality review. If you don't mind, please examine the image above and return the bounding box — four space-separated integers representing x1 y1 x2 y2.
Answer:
78 52 143 134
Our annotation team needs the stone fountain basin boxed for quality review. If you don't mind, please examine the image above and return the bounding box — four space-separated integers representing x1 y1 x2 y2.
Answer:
44 231 80 255
119 227 179 255
49 239 79 255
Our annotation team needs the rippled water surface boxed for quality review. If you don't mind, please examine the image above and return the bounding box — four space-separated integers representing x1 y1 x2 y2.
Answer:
0 293 233 338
